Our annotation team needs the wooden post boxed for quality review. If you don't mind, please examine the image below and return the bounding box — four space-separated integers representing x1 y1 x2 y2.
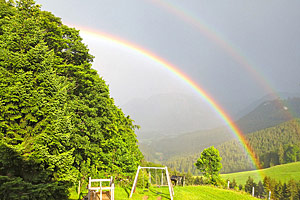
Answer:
78 180 81 198
149 170 151 185
100 180 103 200
130 166 141 198
252 186 255 197
161 170 164 186
165 167 173 200
88 177 91 200
111 183 114 200
227 181 230 189
155 169 157 185
268 191 271 200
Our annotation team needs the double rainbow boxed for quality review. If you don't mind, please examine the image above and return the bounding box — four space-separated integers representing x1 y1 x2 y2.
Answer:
150 0 274 94
73 26 262 172
149 0 295 121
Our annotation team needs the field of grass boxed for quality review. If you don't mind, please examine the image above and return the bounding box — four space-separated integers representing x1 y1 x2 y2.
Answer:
221 162 300 185
70 162 300 199
70 185 258 200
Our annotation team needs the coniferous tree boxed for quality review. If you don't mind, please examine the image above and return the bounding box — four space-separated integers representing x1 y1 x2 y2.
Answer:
278 143 285 164
229 178 237 189
288 179 298 200
257 181 265 198
274 181 283 200
245 176 254 194
238 184 243 191
0 0 143 198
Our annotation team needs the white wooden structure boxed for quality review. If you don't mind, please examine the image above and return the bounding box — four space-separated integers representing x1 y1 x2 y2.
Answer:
130 166 174 200
88 176 115 200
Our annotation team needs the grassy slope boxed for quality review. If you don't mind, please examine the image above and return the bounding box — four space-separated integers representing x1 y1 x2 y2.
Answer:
221 162 300 185
108 186 257 200
70 185 258 200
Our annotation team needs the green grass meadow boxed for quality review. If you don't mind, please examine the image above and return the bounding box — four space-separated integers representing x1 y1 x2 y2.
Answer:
221 162 300 185
69 162 300 199
70 185 258 200
118 186 258 200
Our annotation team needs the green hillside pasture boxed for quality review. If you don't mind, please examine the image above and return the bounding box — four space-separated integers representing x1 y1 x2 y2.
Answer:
221 162 300 185
114 185 258 200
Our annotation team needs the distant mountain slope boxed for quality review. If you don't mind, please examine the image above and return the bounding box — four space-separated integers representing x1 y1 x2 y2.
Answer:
150 127 233 160
236 97 300 134
127 94 300 143
235 92 300 119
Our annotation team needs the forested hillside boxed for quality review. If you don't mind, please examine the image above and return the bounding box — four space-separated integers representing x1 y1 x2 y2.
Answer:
140 98 300 165
149 127 232 160
219 118 300 173
0 0 142 198
164 119 300 174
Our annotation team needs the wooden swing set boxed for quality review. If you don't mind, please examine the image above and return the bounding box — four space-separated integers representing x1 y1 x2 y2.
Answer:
129 166 174 200
87 176 115 200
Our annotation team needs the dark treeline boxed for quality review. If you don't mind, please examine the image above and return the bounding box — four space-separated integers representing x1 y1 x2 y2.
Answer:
240 176 300 200
165 154 202 176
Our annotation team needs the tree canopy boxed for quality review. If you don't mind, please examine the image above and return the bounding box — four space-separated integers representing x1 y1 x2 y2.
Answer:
0 0 142 198
195 146 222 185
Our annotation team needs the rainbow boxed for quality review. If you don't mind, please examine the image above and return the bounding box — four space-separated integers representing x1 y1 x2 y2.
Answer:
150 0 275 95
70 25 263 177
149 0 295 121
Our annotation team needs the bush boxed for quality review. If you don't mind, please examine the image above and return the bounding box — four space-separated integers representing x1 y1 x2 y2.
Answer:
0 176 69 200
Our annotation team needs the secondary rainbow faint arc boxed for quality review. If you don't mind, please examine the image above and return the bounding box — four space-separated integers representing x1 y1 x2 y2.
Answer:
73 25 262 171
150 0 295 121
150 0 276 97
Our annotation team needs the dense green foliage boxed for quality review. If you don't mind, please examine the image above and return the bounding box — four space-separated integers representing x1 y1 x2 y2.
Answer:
195 146 222 185
0 0 142 198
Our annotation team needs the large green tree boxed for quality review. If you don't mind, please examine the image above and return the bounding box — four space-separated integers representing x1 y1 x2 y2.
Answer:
195 146 222 185
0 0 142 198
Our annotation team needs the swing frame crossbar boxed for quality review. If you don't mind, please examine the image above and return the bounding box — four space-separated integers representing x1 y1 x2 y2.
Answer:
129 166 174 200
139 167 166 169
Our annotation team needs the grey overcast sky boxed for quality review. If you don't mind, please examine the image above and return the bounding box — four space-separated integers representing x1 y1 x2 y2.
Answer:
36 0 300 131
